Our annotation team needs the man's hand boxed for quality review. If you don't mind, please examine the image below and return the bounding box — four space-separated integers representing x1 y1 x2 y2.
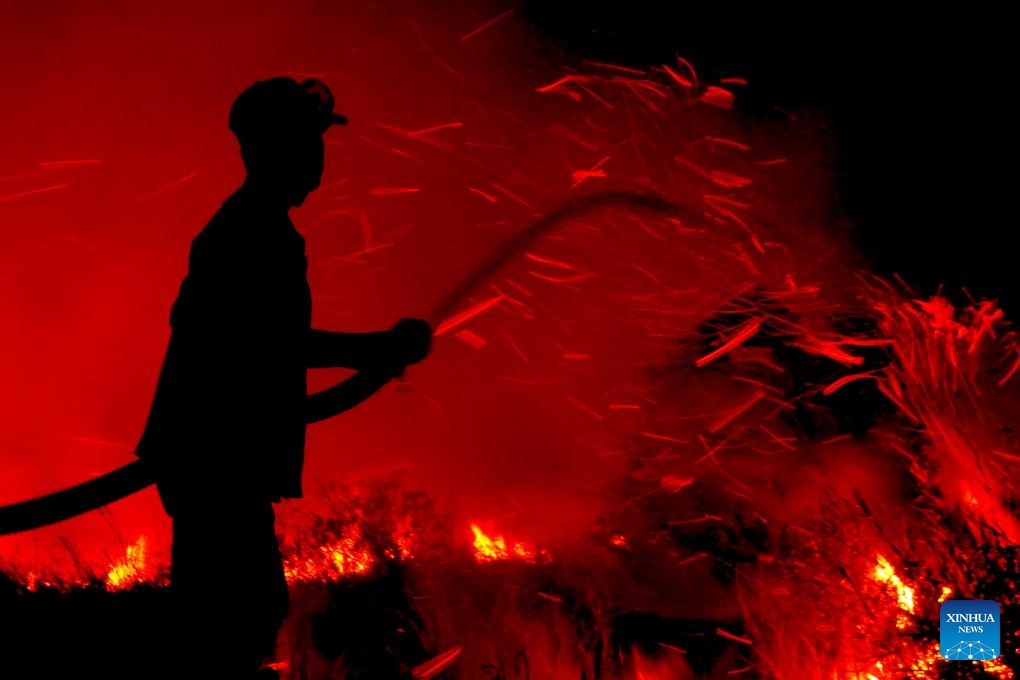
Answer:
390 318 432 370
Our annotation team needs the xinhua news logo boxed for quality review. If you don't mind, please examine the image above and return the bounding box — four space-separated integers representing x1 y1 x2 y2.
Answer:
940 600 1001 661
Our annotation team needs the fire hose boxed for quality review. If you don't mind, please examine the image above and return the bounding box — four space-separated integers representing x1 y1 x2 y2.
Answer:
0 191 691 535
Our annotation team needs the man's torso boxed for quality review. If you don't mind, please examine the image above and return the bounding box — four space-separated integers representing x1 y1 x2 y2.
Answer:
136 187 312 503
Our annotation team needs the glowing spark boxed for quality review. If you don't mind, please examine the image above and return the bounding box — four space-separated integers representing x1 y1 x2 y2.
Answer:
0 183 68 203
797 339 866 366
700 86 734 109
660 476 695 492
65 234 106 255
705 136 751 151
525 252 579 270
527 270 591 284
489 181 534 208
355 134 423 163
642 431 688 444
707 170 752 189
368 187 420 196
998 345 1020 385
431 52 474 86
674 58 699 87
134 172 198 202
708 390 764 432
991 449 1020 463
535 75 583 102
435 294 505 336
715 627 752 645
454 329 486 349
408 122 464 137
821 372 877 396
549 124 599 150
502 278 534 298
696 319 762 367
704 193 751 209
468 186 498 202
499 326 528 362
703 194 763 252
565 395 604 420
376 121 463 151
662 64 694 88
760 426 796 450
413 645 464 680
458 9 514 42
571 155 610 187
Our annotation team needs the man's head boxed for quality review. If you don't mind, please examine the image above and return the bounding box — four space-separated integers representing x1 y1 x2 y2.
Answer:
229 77 347 207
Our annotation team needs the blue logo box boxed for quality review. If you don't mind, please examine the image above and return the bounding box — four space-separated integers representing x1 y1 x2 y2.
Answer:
940 600 1001 661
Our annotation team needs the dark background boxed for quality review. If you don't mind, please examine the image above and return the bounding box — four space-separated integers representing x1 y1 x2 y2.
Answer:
526 2 1016 311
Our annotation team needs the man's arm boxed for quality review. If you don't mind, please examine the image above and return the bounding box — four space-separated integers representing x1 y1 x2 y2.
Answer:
306 318 433 371
306 328 393 370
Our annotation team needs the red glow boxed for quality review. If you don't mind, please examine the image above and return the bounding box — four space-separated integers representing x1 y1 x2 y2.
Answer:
2 3 1018 678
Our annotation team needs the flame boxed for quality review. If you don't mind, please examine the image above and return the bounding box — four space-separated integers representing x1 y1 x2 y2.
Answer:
104 536 148 591
389 512 417 561
284 530 375 583
470 522 536 562
873 555 914 610
867 561 1013 680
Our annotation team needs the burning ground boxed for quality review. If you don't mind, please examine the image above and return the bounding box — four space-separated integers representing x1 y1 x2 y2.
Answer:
2 1 1019 678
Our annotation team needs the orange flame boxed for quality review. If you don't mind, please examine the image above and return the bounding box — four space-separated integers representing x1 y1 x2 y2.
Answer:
470 523 535 562
873 554 915 616
105 536 148 591
867 559 1013 679
284 530 375 583
872 554 915 633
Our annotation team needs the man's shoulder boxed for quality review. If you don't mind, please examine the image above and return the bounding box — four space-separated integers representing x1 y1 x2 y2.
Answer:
197 191 250 238
194 194 302 254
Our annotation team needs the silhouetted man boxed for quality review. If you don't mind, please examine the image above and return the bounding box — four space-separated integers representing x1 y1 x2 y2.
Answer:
135 77 431 678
